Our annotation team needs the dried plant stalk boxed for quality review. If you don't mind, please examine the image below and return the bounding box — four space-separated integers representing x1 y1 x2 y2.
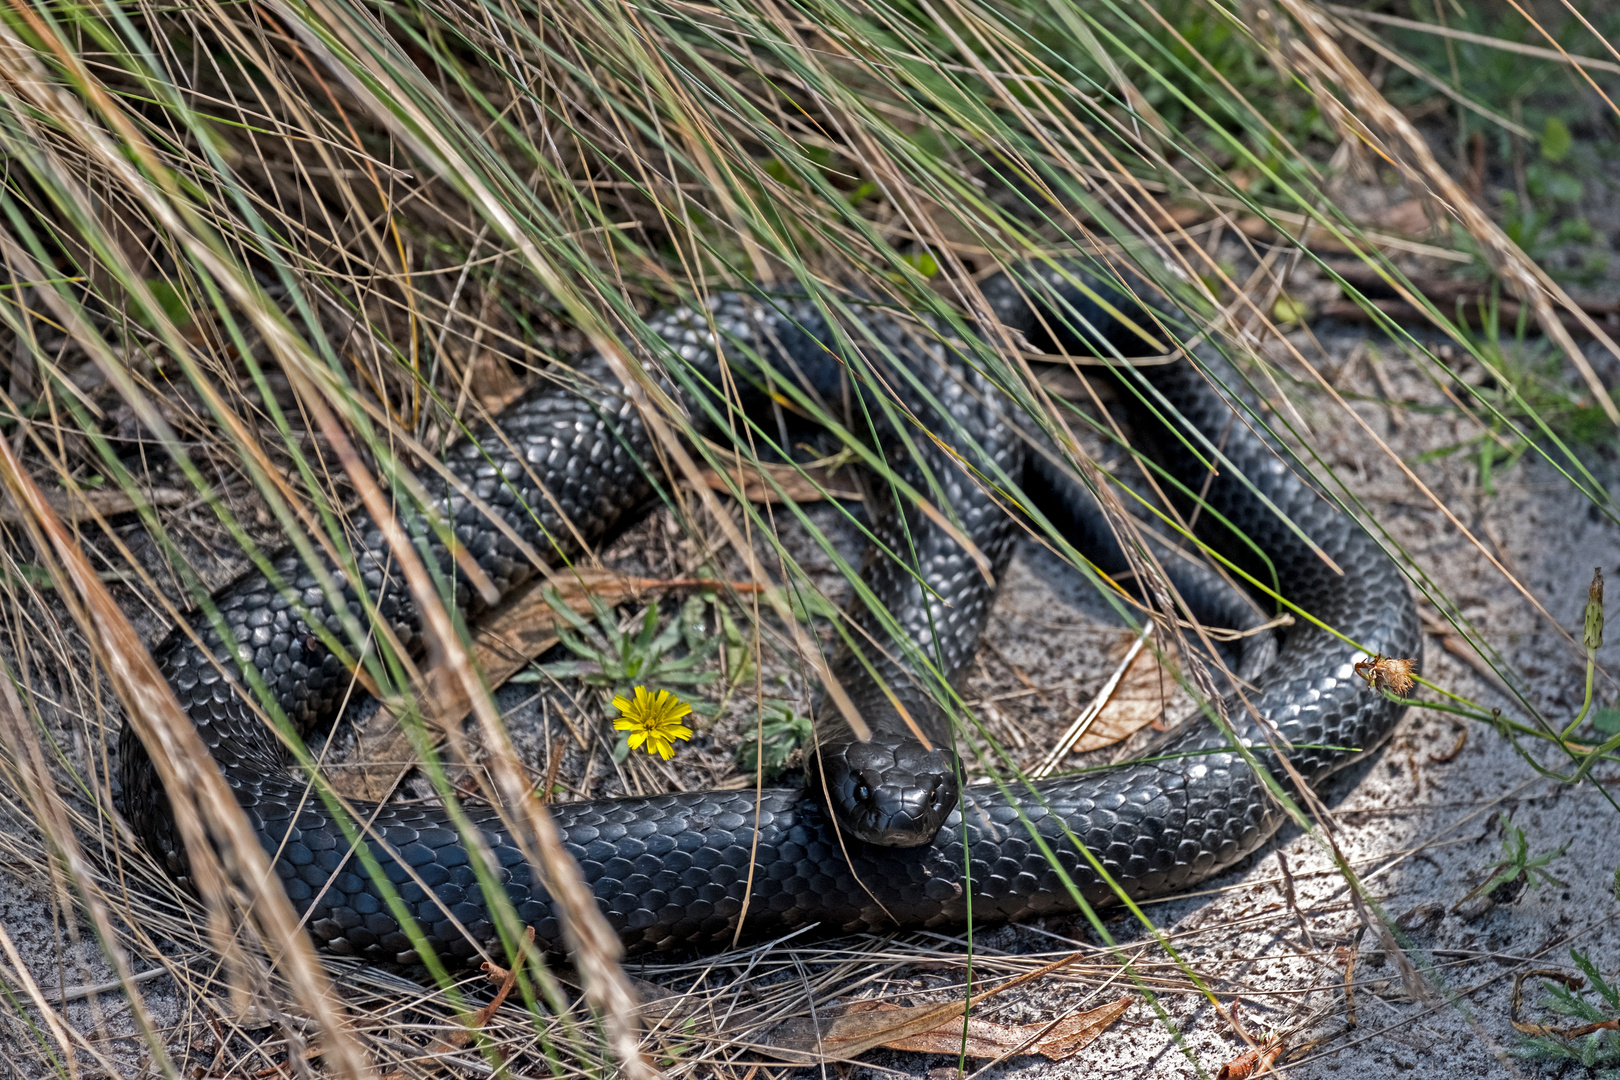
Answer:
1266 0 1619 424
0 424 373 1080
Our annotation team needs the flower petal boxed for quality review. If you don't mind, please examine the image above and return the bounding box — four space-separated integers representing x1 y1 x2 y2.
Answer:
610 685 697 759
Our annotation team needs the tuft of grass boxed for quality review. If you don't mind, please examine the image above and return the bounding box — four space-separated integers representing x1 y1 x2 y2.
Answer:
0 0 1617 1074
679 589 755 689
1455 823 1570 912
1415 297 1618 495
735 699 814 777
522 590 722 765
1514 949 1620 1076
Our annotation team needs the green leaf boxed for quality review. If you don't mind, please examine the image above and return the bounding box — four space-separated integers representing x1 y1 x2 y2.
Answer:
537 589 719 703
1271 294 1308 325
1592 707 1620 735
1572 948 1620 1010
846 180 879 205
735 701 812 774
786 587 838 623
1546 172 1583 205
904 251 939 278
4 565 55 589
1541 116 1572 163
133 279 190 330
541 588 598 636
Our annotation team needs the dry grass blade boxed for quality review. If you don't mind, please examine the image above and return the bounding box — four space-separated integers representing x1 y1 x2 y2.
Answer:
1323 3 1620 76
0 920 84 1074
0 676 142 1078
0 423 373 1079
1031 623 1159 777
1500 0 1620 118
836 992 1134 1060
695 459 862 504
290 368 657 1080
1270 0 1620 424
0 486 186 525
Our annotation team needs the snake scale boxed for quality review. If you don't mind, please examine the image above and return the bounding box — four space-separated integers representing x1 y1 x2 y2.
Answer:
117 264 1419 965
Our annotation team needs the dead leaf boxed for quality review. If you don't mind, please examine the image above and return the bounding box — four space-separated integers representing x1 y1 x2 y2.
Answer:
1510 969 1620 1038
331 569 759 799
0 485 186 524
1361 197 1439 239
465 345 527 415
1215 1037 1284 1080
762 997 979 1063
840 994 1133 1060
693 460 860 504
751 950 1110 1063
1070 630 1180 754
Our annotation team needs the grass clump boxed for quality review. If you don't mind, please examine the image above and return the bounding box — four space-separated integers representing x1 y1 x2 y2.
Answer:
1455 823 1570 912
1515 949 1620 1077
1417 303 1618 494
735 699 814 776
521 591 722 744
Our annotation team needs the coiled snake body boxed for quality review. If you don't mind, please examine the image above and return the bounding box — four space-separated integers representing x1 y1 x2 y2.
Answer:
118 266 1419 964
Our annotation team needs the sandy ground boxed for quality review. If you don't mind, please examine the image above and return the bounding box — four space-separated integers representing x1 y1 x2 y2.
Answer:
0 303 1617 1079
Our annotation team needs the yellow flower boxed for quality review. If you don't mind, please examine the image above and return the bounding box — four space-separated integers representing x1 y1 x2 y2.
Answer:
611 686 694 761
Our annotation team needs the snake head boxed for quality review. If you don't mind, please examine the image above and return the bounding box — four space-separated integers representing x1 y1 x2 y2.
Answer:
816 734 961 848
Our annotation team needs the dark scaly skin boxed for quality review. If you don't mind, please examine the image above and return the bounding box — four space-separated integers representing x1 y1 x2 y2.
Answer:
117 268 1419 965
117 292 1018 961
795 304 1020 846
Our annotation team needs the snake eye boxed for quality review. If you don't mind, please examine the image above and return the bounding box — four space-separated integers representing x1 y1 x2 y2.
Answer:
854 781 872 802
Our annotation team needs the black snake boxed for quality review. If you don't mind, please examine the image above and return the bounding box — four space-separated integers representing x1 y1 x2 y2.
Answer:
118 263 1419 964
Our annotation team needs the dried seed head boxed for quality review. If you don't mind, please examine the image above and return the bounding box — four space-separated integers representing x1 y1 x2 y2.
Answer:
1354 654 1417 696
1584 567 1605 652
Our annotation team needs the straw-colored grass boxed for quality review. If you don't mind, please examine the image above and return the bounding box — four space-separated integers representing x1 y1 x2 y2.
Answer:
0 0 1615 1075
